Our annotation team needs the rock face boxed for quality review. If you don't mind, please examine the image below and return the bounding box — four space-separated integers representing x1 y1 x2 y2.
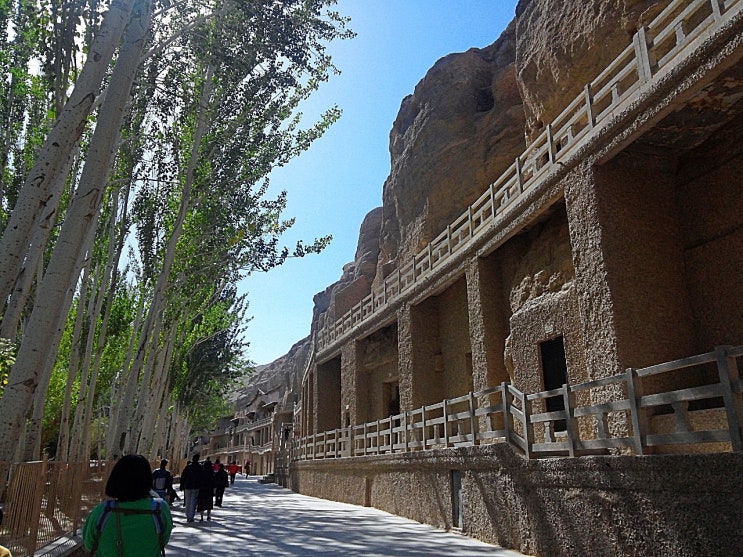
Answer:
245 0 674 401
313 207 383 331
234 336 311 411
377 22 525 279
514 0 665 140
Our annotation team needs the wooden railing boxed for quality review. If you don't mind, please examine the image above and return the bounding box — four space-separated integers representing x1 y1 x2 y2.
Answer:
0 458 188 557
294 345 743 461
0 460 111 557
316 0 743 353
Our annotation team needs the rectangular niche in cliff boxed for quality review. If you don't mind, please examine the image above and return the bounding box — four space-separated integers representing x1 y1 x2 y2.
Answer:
540 336 568 432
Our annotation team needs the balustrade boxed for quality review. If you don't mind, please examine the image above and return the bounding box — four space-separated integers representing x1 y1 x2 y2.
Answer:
316 0 743 354
295 345 743 462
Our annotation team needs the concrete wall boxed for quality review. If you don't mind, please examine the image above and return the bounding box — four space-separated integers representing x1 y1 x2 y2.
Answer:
292 447 743 557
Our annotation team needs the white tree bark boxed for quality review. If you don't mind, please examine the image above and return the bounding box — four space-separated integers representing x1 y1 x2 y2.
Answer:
74 187 128 461
106 292 146 459
0 0 152 463
0 0 137 305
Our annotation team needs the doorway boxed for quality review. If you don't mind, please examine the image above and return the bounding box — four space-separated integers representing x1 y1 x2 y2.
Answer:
540 336 568 432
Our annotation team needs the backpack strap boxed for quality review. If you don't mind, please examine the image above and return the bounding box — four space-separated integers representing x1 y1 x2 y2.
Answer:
89 500 116 556
150 497 166 557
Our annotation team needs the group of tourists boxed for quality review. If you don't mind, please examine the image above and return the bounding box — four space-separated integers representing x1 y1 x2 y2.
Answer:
80 453 245 555
179 454 238 522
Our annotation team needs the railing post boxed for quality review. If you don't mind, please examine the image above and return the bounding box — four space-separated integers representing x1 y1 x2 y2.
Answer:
468 391 479 445
583 84 595 129
546 123 556 164
403 410 409 452
519 390 534 459
442 399 449 447
363 423 368 455
376 419 381 454
710 0 722 20
515 157 523 195
421 405 427 449
715 346 743 451
626 367 648 455
633 26 653 83
501 382 512 444
563 384 577 457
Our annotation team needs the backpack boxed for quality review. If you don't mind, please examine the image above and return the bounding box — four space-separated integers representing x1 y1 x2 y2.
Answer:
89 498 166 557
153 469 170 491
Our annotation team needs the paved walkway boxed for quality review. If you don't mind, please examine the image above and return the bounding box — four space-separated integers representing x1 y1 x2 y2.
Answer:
166 476 530 556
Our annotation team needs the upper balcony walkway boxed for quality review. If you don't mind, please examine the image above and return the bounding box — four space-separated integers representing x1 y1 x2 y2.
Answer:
165 475 530 556
316 0 743 357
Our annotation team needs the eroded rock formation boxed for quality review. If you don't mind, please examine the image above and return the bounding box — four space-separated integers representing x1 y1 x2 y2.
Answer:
514 0 665 140
377 22 525 281
242 0 668 404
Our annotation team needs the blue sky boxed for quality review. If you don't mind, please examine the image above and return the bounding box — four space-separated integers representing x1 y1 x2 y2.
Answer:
241 1 519 365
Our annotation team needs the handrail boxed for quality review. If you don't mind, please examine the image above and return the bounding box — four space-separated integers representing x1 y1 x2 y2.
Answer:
294 344 743 462
316 0 743 353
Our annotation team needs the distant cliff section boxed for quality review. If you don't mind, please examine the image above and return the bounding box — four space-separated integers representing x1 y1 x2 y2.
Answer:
239 2 658 400
234 336 311 412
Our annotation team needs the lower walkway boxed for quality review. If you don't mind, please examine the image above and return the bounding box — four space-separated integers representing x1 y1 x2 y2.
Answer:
166 476 530 556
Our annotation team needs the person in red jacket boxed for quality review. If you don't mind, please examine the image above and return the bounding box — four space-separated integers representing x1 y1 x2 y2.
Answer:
226 462 240 485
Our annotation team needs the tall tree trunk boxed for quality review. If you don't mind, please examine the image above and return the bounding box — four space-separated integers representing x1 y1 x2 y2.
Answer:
0 0 137 305
136 322 177 456
106 291 147 458
0 0 152 462
124 306 164 454
55 268 90 463
74 187 128 461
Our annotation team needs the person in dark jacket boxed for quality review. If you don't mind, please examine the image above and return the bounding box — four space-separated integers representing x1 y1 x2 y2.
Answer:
179 455 202 523
197 460 215 521
214 463 229 507
152 459 174 504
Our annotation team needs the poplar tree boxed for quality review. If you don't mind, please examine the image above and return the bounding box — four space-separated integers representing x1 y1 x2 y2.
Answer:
0 0 352 463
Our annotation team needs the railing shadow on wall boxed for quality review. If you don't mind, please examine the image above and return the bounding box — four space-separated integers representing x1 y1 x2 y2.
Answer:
293 345 743 462
316 0 743 354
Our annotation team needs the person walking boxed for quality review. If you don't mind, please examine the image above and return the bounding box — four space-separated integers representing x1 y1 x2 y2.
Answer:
227 461 240 485
197 460 215 521
152 459 174 504
214 463 229 507
179 455 202 523
83 454 173 556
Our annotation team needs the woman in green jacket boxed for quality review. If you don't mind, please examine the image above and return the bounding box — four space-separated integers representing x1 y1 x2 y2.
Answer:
83 455 173 556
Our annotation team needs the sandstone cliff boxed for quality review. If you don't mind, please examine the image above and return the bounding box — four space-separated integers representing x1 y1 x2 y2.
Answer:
376 21 525 280
515 0 665 141
239 1 668 409
233 336 311 412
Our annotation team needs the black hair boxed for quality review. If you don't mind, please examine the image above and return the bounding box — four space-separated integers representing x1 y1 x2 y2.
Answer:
105 454 153 501
160 459 168 468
